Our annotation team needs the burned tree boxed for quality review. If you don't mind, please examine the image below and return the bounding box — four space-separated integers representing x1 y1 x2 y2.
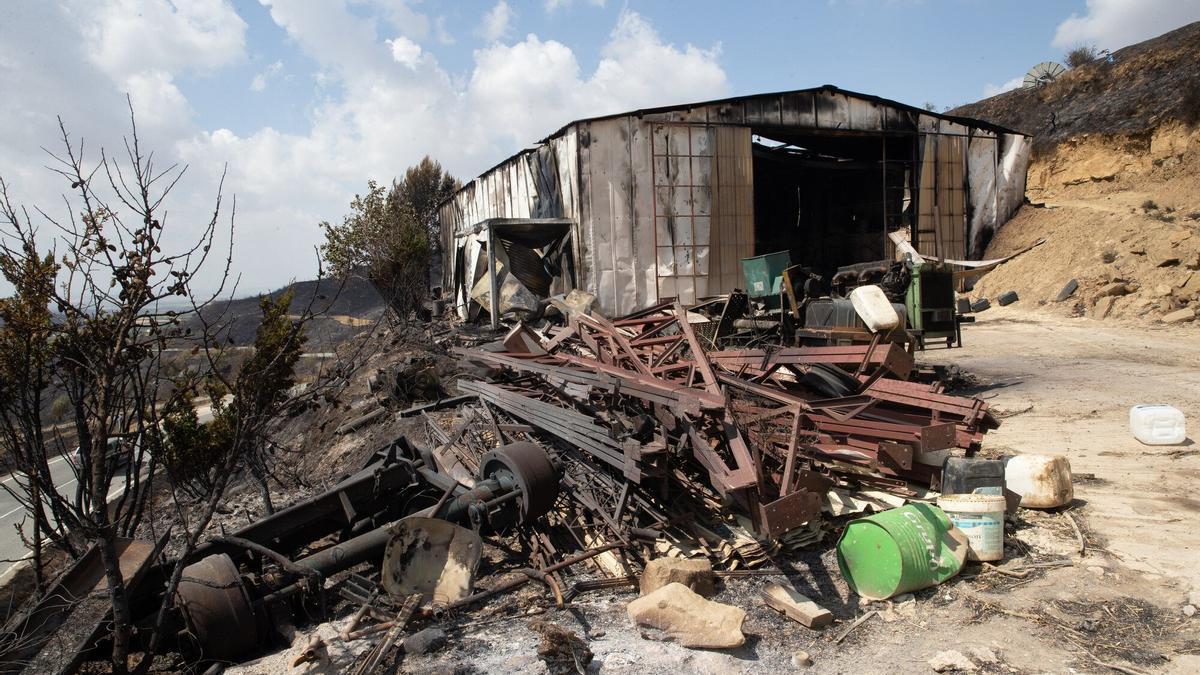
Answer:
0 107 233 673
0 231 63 593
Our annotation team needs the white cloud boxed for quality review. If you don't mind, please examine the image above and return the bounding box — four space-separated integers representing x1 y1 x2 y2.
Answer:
369 0 430 42
74 0 247 82
467 10 726 146
1052 0 1200 51
2 2 726 294
982 75 1024 98
544 0 607 11
124 70 192 128
478 1 514 43
251 60 284 92
434 16 456 45
592 11 725 107
387 37 423 68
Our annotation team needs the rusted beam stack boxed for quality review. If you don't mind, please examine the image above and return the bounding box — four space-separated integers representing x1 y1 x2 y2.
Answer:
455 299 998 539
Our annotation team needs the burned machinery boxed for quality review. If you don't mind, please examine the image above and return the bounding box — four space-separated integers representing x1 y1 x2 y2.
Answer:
117 437 562 664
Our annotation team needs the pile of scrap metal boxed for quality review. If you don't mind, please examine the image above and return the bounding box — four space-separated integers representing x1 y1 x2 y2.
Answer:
450 297 998 551
13 300 996 673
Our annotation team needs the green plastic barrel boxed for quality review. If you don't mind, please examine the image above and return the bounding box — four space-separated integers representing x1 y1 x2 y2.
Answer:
836 503 964 600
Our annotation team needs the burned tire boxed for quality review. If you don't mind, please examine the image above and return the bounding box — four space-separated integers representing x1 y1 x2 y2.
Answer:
479 442 559 521
175 553 257 661
800 363 860 398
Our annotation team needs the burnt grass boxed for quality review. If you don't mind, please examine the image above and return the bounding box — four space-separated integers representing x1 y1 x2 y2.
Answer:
950 21 1200 153
1049 596 1186 667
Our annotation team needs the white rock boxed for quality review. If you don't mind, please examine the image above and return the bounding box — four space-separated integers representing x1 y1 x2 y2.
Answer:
792 650 813 667
967 646 999 665
640 557 716 596
929 650 978 672
1184 604 1196 617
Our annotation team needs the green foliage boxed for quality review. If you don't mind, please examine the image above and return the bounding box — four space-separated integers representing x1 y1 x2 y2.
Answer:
320 156 458 316
160 389 218 488
0 248 57 374
401 156 460 236
231 289 307 422
162 291 307 490
0 246 58 454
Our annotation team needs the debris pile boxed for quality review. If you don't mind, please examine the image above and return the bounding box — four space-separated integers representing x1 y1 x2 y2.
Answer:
13 293 1009 673
449 296 998 556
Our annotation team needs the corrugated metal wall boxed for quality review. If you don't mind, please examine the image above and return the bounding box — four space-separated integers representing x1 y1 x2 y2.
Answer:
709 126 755 296
438 89 1031 317
916 133 967 260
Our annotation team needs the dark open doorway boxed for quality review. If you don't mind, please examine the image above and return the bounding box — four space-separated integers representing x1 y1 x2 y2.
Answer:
749 131 916 281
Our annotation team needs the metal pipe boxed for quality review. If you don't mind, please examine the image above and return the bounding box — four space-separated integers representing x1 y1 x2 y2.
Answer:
339 588 378 641
482 489 521 509
209 535 320 581
294 524 395 576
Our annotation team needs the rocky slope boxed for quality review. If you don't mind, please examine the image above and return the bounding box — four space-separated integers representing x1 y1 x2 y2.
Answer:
951 22 1200 324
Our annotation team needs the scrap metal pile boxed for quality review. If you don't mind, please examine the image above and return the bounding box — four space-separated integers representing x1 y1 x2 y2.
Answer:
444 296 999 571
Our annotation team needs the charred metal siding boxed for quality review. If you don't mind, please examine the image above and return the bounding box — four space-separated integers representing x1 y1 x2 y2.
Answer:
439 87 1031 317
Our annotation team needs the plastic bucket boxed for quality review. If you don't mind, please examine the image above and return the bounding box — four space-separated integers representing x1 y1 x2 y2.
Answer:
849 285 901 332
937 494 1005 562
836 503 965 600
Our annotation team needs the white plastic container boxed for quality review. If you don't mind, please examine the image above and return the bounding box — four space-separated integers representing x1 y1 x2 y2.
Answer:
849 285 900 332
937 493 1006 561
1004 455 1074 509
1129 405 1187 445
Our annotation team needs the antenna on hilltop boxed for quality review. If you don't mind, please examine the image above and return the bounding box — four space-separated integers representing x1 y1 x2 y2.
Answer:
1023 61 1067 89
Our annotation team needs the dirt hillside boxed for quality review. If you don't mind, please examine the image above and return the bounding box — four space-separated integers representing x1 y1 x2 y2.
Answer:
949 22 1200 325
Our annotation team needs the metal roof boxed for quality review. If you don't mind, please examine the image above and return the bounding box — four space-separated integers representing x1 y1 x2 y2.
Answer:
441 84 1027 210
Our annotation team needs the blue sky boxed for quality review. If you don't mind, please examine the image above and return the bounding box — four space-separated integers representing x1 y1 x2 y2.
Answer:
184 0 1115 138
2 0 1198 294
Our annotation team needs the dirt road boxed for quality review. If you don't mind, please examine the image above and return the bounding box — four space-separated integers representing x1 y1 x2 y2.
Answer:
922 306 1200 591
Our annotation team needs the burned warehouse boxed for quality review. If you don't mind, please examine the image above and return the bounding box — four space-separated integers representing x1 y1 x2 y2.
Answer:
8 7 1200 673
439 85 1031 319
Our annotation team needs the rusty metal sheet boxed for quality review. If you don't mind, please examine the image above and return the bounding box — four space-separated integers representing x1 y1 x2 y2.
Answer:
877 441 914 471
919 422 957 451
760 490 823 538
17 535 165 673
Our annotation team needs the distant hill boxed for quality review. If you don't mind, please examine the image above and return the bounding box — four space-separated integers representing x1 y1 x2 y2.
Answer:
199 275 386 348
951 21 1200 154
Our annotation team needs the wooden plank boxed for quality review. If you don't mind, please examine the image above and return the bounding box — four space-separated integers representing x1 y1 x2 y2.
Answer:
761 582 834 628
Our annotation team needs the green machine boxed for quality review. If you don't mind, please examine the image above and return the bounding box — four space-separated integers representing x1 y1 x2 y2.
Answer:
905 261 959 348
741 251 792 298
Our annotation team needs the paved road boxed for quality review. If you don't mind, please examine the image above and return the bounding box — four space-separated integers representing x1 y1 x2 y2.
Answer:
0 403 218 579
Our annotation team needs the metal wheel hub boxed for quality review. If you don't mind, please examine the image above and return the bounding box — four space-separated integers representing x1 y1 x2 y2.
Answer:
478 442 559 521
